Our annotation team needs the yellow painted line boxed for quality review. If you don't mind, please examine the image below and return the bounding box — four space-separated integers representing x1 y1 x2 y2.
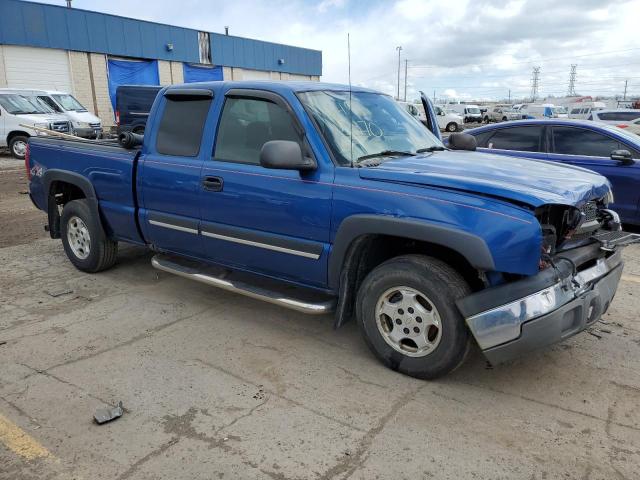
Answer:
0 413 51 460
622 274 640 284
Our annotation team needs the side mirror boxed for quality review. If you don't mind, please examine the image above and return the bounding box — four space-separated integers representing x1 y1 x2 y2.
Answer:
611 149 634 165
448 133 477 151
260 140 317 171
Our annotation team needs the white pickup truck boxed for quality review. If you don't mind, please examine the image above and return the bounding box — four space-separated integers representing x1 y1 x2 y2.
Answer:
0 89 71 159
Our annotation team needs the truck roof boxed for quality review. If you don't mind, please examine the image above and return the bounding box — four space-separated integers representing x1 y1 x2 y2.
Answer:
164 80 381 95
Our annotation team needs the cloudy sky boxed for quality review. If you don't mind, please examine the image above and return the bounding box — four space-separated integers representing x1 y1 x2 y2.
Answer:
39 0 640 102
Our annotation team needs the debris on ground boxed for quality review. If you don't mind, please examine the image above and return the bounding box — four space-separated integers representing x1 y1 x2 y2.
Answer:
94 401 124 425
587 329 603 339
0 341 6 346
44 288 73 298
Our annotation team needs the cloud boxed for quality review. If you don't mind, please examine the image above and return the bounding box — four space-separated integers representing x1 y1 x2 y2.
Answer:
39 0 640 101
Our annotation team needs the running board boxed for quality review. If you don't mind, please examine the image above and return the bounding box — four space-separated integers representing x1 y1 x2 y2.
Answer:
151 254 336 315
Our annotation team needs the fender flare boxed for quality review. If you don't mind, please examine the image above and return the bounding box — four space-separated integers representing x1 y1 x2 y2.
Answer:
328 214 495 289
42 170 101 236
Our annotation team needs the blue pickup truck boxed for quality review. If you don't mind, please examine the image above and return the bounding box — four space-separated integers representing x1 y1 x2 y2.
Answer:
26 81 636 379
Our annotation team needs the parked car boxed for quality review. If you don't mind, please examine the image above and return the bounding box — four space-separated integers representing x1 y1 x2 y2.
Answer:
568 101 606 119
448 104 483 123
397 101 424 122
34 90 102 138
461 119 640 225
587 109 640 127
115 85 162 135
434 105 463 132
26 81 634 379
518 104 568 119
0 88 71 159
484 105 521 123
622 117 640 136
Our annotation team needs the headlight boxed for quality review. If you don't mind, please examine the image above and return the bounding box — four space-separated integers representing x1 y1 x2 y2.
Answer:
74 122 91 128
33 123 49 136
605 189 614 205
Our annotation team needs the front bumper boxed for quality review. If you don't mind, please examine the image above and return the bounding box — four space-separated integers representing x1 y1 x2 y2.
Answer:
457 244 624 364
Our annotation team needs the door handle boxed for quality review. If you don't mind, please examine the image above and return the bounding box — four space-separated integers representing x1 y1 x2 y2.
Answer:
202 176 223 192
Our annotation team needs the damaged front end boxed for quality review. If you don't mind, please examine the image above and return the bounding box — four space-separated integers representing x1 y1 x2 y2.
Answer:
457 196 639 365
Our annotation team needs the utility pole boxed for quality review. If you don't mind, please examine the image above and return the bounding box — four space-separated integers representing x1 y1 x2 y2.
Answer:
433 90 436 103
508 89 511 103
66 0 72 6
530 66 540 102
396 46 402 100
567 64 577 96
404 59 408 102
624 79 628 100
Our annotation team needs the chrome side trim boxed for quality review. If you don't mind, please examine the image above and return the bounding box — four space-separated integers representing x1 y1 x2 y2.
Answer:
466 249 622 350
151 255 335 314
201 230 320 259
149 220 198 234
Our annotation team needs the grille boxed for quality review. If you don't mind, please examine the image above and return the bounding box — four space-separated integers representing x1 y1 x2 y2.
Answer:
89 122 101 128
50 121 70 133
581 201 599 222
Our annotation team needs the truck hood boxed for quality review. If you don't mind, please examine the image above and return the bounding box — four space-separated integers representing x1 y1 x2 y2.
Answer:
358 150 611 208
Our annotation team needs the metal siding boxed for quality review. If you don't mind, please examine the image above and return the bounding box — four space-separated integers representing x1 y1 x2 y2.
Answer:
0 0 320 75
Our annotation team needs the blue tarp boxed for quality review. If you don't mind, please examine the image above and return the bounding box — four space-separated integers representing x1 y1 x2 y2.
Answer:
183 63 224 83
107 59 160 111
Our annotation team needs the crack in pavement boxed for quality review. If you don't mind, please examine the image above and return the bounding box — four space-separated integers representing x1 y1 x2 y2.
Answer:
116 437 179 480
193 358 366 433
318 384 424 480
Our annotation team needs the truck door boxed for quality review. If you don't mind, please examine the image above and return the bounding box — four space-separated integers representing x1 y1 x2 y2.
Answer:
419 92 442 141
199 88 332 288
138 89 213 258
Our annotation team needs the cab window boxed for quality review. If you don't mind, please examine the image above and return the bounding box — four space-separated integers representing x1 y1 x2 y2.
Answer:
551 127 621 158
485 126 543 152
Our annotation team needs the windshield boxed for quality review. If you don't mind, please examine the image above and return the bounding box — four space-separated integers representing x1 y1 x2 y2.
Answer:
52 94 87 112
466 107 480 114
298 90 442 166
0 94 53 114
553 106 568 114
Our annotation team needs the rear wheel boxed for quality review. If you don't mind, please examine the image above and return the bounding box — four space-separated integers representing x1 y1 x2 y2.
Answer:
9 135 29 160
356 255 472 379
60 199 118 272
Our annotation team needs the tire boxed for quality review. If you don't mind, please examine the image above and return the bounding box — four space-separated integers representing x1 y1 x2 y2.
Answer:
502 116 508 122
446 122 457 132
60 199 118 273
356 255 472 379
483 116 490 123
9 135 29 160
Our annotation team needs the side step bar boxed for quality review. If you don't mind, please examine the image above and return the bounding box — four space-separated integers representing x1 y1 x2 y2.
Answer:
151 254 336 315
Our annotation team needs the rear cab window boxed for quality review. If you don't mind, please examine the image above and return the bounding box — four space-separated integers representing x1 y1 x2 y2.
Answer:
156 92 213 157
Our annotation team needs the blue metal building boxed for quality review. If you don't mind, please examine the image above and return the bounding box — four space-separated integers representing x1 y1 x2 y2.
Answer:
0 0 322 125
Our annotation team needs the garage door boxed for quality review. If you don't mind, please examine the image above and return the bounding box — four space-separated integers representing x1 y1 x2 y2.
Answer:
241 69 271 81
3 46 72 92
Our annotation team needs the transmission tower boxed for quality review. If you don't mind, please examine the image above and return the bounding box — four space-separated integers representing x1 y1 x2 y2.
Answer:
530 67 540 102
567 64 577 96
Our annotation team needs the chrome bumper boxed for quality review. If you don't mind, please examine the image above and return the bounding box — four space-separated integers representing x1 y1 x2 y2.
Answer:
458 247 623 363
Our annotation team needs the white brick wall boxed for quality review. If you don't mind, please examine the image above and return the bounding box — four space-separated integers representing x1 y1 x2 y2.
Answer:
158 60 172 85
0 46 7 87
170 61 183 84
68 51 95 115
88 53 115 127
223 66 232 80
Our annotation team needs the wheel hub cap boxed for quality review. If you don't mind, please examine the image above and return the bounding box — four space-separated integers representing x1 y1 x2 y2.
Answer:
375 286 442 357
67 216 91 260
13 140 27 157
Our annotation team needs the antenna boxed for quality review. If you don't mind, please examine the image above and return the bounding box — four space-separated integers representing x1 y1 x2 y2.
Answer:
348 33 354 168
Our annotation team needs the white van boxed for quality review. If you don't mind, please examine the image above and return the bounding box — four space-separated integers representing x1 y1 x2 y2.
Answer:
448 104 482 123
568 101 606 119
0 89 71 159
397 101 463 132
519 103 568 119
34 90 102 138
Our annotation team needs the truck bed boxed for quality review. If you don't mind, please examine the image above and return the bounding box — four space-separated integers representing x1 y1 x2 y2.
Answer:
28 136 144 244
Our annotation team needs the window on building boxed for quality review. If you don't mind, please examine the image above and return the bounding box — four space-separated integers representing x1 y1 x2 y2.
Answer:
552 127 621 158
156 96 212 157
214 97 301 165
485 126 543 152
198 32 212 64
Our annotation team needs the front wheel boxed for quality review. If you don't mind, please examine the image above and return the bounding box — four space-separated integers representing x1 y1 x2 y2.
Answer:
9 135 29 160
61 199 118 272
356 255 472 379
446 122 457 132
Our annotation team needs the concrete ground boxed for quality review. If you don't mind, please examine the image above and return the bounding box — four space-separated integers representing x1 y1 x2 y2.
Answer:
1 155 640 480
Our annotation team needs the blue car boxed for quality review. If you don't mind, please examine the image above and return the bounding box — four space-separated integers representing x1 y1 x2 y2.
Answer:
461 119 640 225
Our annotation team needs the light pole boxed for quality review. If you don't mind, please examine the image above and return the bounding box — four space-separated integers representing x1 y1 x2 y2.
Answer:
396 46 402 100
